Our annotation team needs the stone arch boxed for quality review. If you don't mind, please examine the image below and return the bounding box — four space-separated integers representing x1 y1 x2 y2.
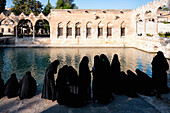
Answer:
144 10 153 17
86 21 92 38
0 13 6 22
120 21 126 36
155 5 169 16
0 18 15 36
58 22 64 37
98 21 104 37
107 22 113 37
75 22 81 37
35 19 50 37
67 21 73 37
17 19 33 38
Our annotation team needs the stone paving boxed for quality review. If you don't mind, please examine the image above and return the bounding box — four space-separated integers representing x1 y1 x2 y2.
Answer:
0 90 170 113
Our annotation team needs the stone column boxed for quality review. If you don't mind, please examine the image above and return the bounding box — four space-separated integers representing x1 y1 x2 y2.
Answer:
154 17 159 36
136 20 138 36
15 26 18 42
63 24 67 39
56 26 58 39
143 19 146 36
103 26 107 39
32 26 35 41
72 24 75 38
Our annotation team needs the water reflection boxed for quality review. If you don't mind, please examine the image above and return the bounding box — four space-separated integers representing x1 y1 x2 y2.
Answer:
0 48 169 90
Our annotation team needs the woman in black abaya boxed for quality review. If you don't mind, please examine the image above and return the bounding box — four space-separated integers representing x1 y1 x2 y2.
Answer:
42 60 60 101
98 54 113 104
0 72 5 99
19 71 37 100
151 51 169 98
79 56 91 104
110 54 122 95
92 55 100 102
4 73 19 98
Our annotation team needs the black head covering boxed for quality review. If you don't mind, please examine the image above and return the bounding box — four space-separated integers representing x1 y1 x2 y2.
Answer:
19 71 37 100
47 60 60 74
4 73 19 98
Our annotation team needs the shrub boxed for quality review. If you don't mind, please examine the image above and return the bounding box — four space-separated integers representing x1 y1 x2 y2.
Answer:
147 33 153 37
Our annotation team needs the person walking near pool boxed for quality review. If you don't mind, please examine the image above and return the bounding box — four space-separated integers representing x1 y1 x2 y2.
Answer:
4 73 19 98
151 51 169 98
42 60 60 101
79 56 91 104
0 72 5 99
19 71 37 100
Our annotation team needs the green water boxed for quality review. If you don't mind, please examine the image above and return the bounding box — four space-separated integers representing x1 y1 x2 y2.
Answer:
0 48 169 90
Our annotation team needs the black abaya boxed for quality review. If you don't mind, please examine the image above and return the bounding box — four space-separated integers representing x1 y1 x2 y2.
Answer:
151 51 169 94
79 56 91 103
0 72 5 99
19 71 37 100
4 73 19 98
41 60 60 101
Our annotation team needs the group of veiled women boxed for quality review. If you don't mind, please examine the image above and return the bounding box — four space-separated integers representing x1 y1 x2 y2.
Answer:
0 51 169 107
0 71 37 100
41 51 169 107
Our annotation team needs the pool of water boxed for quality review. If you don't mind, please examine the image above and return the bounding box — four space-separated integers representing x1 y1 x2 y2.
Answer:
0 48 169 90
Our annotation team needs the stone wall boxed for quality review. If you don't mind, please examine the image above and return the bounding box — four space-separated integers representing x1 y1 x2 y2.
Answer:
137 22 170 35
50 9 135 41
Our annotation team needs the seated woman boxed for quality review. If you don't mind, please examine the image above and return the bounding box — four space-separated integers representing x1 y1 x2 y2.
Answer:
135 69 154 96
19 71 37 100
4 73 19 98
0 72 5 99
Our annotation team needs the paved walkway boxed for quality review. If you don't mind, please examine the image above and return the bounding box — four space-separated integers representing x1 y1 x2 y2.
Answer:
0 90 170 113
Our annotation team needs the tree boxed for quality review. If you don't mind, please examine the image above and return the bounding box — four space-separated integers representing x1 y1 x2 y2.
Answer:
0 0 6 14
11 0 43 16
55 0 78 9
43 0 52 16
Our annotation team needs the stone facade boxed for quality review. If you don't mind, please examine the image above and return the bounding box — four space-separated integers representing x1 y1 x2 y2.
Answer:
0 0 170 58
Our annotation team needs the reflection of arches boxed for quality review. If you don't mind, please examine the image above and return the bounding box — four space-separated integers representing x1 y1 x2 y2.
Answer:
86 21 92 37
35 19 50 37
67 21 73 37
107 22 113 37
17 19 33 37
98 21 104 37
58 22 63 37
75 22 81 37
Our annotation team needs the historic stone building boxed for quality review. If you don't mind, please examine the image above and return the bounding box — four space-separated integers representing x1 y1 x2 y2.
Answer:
0 0 170 58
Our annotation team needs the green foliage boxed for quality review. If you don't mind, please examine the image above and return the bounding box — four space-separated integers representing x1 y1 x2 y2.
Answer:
0 0 6 14
11 0 43 16
146 33 153 37
159 32 170 38
43 0 52 16
55 0 78 9
162 7 169 11
56 0 64 9
163 22 169 24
